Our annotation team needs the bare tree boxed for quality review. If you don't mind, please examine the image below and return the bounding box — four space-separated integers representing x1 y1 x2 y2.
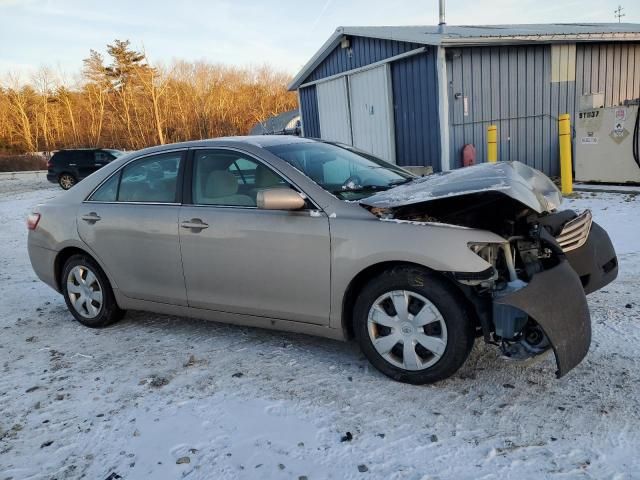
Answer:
0 39 298 154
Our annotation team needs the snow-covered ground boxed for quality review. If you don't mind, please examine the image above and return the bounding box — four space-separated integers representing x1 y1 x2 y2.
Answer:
1 177 639 480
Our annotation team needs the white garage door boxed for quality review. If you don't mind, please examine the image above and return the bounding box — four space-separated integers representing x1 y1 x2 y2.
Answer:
316 76 352 144
348 65 396 163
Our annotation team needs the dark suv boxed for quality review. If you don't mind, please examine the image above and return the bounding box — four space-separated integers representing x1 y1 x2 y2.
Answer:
47 148 124 189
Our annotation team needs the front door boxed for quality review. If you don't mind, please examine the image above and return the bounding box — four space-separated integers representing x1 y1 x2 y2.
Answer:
77 150 187 305
179 148 331 325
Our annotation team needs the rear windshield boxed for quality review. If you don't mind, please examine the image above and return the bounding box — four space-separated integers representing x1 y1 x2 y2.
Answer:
264 142 413 200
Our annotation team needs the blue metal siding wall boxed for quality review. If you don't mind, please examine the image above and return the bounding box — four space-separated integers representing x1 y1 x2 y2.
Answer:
575 43 640 106
391 51 441 170
447 45 571 176
299 85 320 138
304 36 422 83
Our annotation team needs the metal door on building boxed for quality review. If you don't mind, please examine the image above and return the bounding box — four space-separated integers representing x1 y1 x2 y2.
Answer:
348 65 396 163
316 76 352 145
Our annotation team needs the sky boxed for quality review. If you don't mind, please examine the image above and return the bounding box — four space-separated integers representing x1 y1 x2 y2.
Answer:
0 0 639 82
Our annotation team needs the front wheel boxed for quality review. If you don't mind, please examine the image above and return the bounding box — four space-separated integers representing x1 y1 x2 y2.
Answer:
58 173 76 190
61 254 124 328
354 267 475 384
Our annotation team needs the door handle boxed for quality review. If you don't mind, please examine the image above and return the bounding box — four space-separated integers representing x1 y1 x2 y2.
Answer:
81 212 101 223
181 218 209 230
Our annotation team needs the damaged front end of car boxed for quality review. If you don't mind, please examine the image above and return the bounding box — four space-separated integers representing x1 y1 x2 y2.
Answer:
361 162 618 377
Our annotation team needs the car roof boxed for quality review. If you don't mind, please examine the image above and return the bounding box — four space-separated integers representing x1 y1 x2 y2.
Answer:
125 135 320 157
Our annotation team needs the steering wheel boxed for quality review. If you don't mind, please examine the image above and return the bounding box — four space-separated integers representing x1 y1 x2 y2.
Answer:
341 174 363 190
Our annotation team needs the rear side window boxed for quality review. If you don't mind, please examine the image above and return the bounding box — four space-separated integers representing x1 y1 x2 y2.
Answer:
95 151 113 162
89 152 183 203
70 151 87 163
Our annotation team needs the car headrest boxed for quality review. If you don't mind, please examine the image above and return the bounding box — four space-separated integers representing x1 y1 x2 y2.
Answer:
205 170 238 197
146 162 164 181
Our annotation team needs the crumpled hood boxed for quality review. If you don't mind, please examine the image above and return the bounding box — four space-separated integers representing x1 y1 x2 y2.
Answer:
360 161 562 214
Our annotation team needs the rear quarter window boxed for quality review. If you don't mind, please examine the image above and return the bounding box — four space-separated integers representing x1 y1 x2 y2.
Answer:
89 173 120 202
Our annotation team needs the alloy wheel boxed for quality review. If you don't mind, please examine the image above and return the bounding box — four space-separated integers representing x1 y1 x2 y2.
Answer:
59 174 75 189
66 265 103 319
367 290 448 371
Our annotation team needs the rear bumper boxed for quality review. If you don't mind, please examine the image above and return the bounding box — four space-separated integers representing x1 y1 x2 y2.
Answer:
494 260 591 378
28 243 60 293
46 172 57 183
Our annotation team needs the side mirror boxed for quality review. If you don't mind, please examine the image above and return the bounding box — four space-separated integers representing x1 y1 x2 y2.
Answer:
257 188 306 210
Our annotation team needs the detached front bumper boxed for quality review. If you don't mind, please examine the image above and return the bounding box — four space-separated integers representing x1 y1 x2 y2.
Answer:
494 260 591 378
565 221 618 294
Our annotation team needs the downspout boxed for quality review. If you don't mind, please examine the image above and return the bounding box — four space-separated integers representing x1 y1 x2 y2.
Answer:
297 89 305 137
436 0 449 170
436 46 451 171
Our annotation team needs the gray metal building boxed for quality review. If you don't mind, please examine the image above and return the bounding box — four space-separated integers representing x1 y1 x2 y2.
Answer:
289 23 640 176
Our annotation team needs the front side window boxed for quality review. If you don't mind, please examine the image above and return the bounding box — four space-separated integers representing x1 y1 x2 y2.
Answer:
89 151 182 203
264 142 414 200
192 150 288 207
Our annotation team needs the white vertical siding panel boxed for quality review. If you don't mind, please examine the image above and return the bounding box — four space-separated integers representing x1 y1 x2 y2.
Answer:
316 77 352 144
348 65 395 163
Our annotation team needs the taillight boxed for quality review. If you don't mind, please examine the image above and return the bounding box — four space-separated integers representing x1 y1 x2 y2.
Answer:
27 213 41 230
46 160 53 169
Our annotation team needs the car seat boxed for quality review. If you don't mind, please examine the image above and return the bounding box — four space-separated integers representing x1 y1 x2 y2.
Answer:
201 170 254 206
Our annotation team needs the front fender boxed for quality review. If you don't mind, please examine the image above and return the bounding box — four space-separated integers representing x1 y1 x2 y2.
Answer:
329 216 505 329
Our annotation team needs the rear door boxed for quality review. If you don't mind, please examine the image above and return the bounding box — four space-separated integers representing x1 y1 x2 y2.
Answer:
179 148 331 325
78 150 187 305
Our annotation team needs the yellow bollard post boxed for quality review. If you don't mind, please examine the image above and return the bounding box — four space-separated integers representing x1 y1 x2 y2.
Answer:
487 125 498 163
558 113 573 195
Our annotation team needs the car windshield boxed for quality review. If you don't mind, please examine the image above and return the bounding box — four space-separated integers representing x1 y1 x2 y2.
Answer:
264 142 414 200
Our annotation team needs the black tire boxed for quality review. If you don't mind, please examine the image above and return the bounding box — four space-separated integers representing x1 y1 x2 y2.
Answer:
353 266 475 384
58 173 76 190
61 254 124 328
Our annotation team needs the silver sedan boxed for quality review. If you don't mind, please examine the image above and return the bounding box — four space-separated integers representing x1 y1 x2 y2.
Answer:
27 136 617 383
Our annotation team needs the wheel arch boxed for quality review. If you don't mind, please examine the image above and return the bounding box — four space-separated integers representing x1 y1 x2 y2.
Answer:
341 261 484 341
57 171 76 180
54 246 107 291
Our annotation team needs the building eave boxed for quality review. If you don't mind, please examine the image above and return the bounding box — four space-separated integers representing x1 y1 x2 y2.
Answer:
289 23 640 91
288 28 346 91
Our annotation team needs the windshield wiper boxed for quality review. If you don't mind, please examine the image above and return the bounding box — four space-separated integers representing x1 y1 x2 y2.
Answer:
388 177 414 186
332 185 390 195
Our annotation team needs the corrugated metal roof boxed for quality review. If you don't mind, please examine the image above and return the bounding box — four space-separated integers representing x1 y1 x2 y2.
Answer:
343 23 640 45
289 23 640 90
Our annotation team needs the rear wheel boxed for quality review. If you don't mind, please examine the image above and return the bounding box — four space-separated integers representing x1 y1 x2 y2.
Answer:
354 266 475 384
61 254 124 327
58 173 76 190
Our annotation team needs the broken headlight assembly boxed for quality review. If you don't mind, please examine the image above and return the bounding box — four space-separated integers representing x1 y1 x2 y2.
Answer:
467 241 517 284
